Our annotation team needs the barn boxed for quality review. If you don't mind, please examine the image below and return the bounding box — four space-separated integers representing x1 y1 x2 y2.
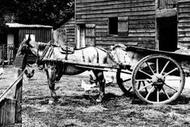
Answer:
59 0 190 53
74 0 179 50
0 23 53 64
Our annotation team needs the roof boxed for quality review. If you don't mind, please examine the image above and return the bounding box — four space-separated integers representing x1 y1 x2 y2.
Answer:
178 0 190 3
6 23 53 29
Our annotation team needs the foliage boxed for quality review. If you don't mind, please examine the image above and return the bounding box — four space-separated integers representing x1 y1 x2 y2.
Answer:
0 0 74 29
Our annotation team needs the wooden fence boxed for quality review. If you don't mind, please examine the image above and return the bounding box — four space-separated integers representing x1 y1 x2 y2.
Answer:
0 68 24 127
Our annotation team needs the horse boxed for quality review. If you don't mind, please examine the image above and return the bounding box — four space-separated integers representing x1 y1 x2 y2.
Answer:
16 37 116 104
15 37 48 79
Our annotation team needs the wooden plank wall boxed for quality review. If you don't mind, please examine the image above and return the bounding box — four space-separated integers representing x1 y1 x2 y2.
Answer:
18 28 52 43
76 0 156 49
62 18 76 47
178 0 190 47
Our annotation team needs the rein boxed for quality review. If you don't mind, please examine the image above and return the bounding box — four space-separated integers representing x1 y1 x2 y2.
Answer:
107 51 120 65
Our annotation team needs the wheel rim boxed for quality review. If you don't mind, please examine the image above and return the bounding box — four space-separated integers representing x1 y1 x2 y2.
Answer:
132 55 185 104
116 69 132 95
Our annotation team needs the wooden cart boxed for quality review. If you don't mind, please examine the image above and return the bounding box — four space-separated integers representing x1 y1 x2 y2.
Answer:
43 45 190 105
116 46 190 104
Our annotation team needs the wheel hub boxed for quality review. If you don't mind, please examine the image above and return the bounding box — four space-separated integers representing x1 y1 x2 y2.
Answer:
151 74 165 90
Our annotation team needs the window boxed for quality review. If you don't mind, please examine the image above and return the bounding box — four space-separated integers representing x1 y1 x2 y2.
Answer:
109 17 118 35
25 34 35 41
118 17 129 36
109 17 128 36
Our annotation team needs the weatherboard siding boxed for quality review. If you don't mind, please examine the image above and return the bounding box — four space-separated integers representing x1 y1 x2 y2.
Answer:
178 0 190 46
18 28 52 43
75 0 156 49
64 18 76 47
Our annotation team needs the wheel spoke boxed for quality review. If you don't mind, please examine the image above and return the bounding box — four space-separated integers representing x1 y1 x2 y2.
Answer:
164 83 178 92
138 84 152 91
136 79 152 92
139 69 152 78
162 87 170 99
145 62 154 74
156 58 159 73
166 78 181 81
157 89 160 102
142 81 148 93
123 78 131 82
160 61 170 75
145 86 155 100
120 70 132 74
138 81 141 89
164 68 178 77
136 79 151 82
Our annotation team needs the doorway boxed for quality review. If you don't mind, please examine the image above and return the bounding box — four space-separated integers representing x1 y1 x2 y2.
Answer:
76 24 85 48
157 16 178 51
76 24 96 48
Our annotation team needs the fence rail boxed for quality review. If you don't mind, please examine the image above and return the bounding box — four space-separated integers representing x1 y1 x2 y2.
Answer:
0 69 23 126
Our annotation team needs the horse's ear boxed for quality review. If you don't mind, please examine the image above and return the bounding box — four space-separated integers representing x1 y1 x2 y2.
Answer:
110 45 114 50
28 34 31 41
26 34 33 48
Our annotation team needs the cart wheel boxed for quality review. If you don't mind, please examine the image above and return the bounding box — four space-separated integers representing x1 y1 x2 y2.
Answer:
132 54 185 104
116 68 132 95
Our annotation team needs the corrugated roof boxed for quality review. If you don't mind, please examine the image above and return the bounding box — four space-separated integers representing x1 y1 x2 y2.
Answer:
6 23 53 29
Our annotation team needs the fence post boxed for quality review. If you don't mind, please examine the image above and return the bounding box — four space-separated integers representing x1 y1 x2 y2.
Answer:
14 68 23 124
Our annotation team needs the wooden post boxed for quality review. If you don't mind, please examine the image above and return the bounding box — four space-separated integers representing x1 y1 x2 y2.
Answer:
0 68 23 126
0 98 16 126
14 69 23 123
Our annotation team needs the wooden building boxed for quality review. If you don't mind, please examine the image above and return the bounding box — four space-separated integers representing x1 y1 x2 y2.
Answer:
0 23 53 63
63 18 76 47
74 0 180 51
178 0 190 47
54 18 76 47
58 0 190 52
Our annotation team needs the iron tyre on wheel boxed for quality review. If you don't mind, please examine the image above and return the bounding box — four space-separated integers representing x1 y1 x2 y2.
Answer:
132 54 185 104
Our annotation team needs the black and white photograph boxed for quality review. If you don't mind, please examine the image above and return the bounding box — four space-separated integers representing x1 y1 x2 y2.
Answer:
0 0 190 126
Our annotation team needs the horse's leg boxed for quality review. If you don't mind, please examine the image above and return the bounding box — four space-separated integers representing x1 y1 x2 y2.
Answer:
55 62 64 81
93 70 105 102
45 63 57 103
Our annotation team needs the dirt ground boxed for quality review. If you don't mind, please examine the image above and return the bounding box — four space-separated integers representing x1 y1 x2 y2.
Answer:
1 66 190 127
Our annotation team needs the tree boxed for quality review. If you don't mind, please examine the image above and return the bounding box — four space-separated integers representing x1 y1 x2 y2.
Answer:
0 0 74 29
0 0 17 32
15 0 74 29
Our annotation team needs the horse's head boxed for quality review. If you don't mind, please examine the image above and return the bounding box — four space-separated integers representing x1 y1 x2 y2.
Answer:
109 44 132 67
17 35 49 57
16 36 33 57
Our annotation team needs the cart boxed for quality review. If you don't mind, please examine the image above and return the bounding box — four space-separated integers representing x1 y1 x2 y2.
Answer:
42 44 190 104
116 46 190 104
